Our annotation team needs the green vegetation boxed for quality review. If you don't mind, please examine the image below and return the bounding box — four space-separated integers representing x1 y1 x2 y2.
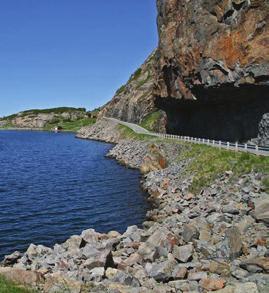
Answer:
2 107 86 120
178 143 269 193
132 68 142 80
140 111 163 131
115 85 126 96
21 107 86 115
118 124 269 194
0 277 33 293
44 117 96 132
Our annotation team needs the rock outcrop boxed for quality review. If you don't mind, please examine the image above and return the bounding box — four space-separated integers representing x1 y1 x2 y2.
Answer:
154 0 269 143
98 52 156 124
97 0 269 144
0 107 89 129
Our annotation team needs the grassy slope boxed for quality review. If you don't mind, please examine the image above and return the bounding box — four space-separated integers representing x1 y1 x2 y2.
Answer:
118 125 269 193
139 111 162 132
44 118 96 132
0 277 33 293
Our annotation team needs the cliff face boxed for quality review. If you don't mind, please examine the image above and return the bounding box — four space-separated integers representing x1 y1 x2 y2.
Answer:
154 0 269 144
98 52 165 128
155 0 269 97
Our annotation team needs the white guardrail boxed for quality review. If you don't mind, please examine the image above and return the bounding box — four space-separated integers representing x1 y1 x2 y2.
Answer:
104 117 269 157
148 132 269 157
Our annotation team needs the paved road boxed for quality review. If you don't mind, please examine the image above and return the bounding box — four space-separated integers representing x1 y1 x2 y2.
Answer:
104 117 269 156
105 117 151 135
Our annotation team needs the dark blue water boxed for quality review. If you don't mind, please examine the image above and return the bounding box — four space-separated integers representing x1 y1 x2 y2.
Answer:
0 130 149 259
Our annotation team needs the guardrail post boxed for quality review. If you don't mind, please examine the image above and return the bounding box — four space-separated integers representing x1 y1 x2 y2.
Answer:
219 141 221 148
227 142 230 150
212 140 215 146
202 138 205 144
244 144 247 150
255 145 259 153
207 139 210 145
235 142 238 151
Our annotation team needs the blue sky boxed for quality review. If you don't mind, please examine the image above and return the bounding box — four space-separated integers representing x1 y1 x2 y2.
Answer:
0 0 158 116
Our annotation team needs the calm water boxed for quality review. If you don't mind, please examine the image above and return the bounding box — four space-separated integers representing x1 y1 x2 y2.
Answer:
0 130 149 259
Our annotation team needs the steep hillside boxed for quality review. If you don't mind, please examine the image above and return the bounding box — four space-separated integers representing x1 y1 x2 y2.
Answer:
98 51 166 133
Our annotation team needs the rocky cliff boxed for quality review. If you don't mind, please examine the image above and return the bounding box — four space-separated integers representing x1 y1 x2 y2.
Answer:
154 0 269 144
100 0 268 144
98 52 156 124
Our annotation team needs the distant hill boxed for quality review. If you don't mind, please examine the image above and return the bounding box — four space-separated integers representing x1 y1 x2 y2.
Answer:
0 107 98 132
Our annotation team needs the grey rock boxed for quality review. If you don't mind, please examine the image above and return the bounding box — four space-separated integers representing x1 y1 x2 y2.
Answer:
172 244 193 263
145 258 177 282
83 249 114 270
182 224 200 243
138 242 158 262
106 268 140 287
2 251 22 266
62 236 83 251
219 227 242 260
254 198 269 224
188 271 207 281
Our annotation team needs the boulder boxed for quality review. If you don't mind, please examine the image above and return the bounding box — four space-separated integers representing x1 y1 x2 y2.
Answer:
182 224 200 243
172 244 193 263
219 227 242 260
2 251 22 266
200 278 226 291
105 268 140 287
145 258 177 282
254 198 269 224
62 236 83 251
83 249 114 270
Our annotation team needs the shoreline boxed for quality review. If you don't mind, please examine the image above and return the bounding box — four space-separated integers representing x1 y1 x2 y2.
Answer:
0 123 268 292
0 127 76 134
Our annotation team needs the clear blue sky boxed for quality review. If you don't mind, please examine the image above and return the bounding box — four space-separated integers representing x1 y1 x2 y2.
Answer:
0 0 158 116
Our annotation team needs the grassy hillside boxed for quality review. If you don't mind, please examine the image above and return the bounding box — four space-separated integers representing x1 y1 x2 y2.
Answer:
44 117 96 132
0 107 97 132
2 107 86 120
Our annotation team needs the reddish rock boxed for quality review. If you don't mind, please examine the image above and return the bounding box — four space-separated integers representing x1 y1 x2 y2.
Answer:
200 278 226 291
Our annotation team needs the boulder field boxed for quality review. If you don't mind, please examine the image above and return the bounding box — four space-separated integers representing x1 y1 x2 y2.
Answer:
1 122 268 292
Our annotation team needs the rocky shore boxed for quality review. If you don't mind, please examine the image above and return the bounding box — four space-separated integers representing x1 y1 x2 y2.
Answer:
1 121 268 293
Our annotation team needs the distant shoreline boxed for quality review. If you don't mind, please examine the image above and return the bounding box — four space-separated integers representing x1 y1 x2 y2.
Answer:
0 127 76 133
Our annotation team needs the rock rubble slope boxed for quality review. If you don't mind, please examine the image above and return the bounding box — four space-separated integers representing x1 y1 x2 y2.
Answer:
1 134 268 292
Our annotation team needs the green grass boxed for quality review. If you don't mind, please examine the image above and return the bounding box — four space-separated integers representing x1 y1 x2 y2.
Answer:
44 117 96 132
118 124 269 193
140 111 163 131
178 143 269 193
0 277 33 293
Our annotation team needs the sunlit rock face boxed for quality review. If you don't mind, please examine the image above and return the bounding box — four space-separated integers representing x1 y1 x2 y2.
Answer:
154 0 269 144
99 52 157 124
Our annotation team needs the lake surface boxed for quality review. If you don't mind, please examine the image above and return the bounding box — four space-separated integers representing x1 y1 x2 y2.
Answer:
0 130 150 259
